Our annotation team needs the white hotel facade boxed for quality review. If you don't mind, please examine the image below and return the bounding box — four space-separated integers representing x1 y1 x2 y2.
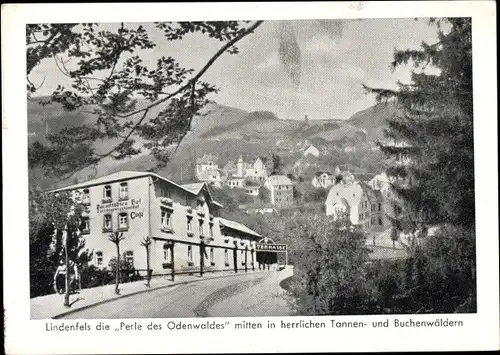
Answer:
50 171 263 276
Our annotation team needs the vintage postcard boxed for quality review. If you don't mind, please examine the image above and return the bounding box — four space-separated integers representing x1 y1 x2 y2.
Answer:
2 1 499 354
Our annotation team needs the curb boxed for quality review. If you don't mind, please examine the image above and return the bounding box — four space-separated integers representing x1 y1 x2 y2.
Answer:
51 270 270 319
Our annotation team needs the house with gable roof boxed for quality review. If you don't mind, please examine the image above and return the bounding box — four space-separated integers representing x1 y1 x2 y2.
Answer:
325 181 378 230
48 170 264 276
312 171 334 188
264 175 294 208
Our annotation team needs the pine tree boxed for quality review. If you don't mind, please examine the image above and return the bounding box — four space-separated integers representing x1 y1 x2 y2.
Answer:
364 18 473 231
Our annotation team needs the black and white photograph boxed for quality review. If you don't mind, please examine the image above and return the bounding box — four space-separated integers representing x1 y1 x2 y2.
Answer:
3 1 499 354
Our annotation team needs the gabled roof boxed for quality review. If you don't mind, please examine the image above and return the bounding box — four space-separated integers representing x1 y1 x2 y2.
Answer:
326 182 365 207
180 182 206 194
266 175 292 186
48 171 147 192
218 217 261 238
48 171 154 193
181 182 223 208
48 170 224 207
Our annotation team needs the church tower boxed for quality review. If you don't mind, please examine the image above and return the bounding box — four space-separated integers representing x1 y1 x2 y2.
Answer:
237 155 244 178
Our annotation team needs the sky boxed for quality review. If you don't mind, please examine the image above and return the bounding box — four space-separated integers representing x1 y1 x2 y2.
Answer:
29 18 442 121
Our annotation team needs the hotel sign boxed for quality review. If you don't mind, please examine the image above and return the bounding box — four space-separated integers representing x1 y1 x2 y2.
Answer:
97 198 142 214
256 243 287 252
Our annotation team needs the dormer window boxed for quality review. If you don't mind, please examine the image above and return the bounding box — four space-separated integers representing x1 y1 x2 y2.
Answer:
103 185 112 201
119 182 129 200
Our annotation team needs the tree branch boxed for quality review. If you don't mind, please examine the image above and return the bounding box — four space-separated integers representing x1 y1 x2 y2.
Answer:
115 20 264 119
53 20 264 181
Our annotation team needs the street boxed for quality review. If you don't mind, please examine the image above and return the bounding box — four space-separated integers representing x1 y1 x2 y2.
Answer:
63 268 294 319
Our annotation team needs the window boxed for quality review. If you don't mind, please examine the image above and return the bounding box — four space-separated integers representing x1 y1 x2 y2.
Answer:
224 249 229 265
80 217 90 234
103 214 113 231
199 220 204 236
371 216 375 225
161 210 172 229
378 203 382 211
210 248 215 265
187 217 193 234
371 204 375 212
187 246 193 265
124 251 134 267
241 250 245 265
209 223 214 238
82 189 90 205
96 251 103 266
359 213 363 221
378 217 383 226
119 182 129 200
103 185 112 200
118 212 129 230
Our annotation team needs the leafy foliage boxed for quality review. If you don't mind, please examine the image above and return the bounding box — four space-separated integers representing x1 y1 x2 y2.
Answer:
29 187 92 297
27 21 263 179
366 225 476 313
285 213 373 315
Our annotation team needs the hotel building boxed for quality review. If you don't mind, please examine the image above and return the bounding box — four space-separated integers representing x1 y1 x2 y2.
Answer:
49 171 262 276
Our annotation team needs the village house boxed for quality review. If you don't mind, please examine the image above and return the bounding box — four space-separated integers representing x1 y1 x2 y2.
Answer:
303 144 320 158
195 154 226 187
244 184 260 196
264 175 294 208
325 181 383 231
49 171 264 276
225 177 245 189
312 171 334 188
196 168 226 188
234 155 268 182
338 170 355 185
196 154 219 177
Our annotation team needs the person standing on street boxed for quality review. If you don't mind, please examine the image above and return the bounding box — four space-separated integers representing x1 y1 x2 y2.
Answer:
53 260 66 294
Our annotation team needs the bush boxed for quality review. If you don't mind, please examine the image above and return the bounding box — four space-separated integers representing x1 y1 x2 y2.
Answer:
80 265 114 289
367 225 476 314
108 257 141 284
286 213 375 315
303 187 327 202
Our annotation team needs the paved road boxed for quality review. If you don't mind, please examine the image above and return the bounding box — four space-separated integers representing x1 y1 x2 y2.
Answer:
63 269 294 319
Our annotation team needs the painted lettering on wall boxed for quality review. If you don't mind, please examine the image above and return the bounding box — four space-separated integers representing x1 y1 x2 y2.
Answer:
97 198 142 214
130 211 144 219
